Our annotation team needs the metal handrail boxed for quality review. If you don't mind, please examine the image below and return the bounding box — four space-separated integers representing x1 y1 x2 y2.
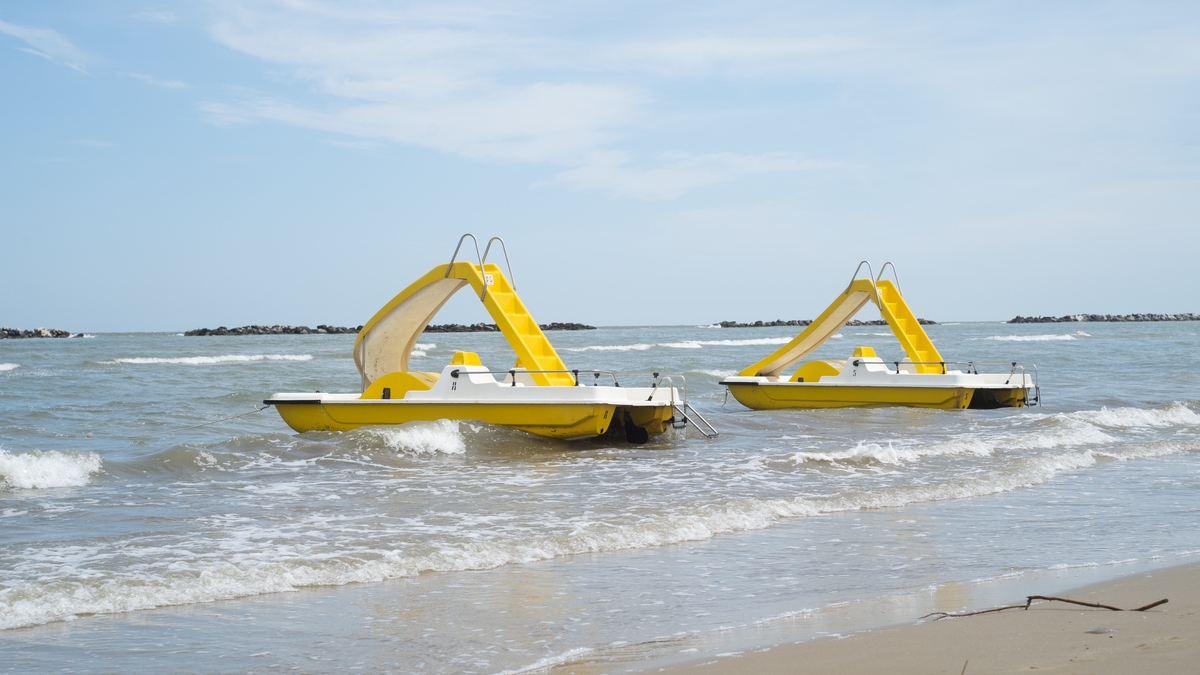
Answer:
886 360 1040 406
445 234 488 299
481 237 516 294
876 261 903 297
846 260 882 307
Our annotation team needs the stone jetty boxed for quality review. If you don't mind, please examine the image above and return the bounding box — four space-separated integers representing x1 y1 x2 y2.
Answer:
1 327 74 339
1008 313 1199 323
717 318 935 328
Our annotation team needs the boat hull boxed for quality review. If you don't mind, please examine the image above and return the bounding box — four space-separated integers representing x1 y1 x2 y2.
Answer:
272 399 675 439
725 382 1028 410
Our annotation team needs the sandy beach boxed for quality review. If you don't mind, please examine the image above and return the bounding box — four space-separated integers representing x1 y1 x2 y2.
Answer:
656 562 1200 674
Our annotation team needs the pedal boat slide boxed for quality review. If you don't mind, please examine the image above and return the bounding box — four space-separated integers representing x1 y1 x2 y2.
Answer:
720 262 1039 410
265 235 716 442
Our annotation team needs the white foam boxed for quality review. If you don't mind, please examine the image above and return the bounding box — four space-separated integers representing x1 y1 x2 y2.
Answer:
99 354 313 365
413 343 435 350
785 439 993 465
0 449 102 490
496 647 594 675
409 351 427 357
369 420 466 455
565 337 791 352
1069 402 1200 428
0 364 19 372
691 369 737 378
977 334 1077 342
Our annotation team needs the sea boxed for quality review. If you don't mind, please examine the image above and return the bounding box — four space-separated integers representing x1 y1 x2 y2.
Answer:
1 322 1198 673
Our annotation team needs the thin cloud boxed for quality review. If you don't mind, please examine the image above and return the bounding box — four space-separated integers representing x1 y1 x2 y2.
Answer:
0 18 88 72
553 151 847 200
133 10 178 24
129 73 190 88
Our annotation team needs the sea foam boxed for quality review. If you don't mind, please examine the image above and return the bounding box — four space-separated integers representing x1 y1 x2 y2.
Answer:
369 420 466 455
0 364 19 372
0 449 102 490
564 337 792 352
99 354 313 365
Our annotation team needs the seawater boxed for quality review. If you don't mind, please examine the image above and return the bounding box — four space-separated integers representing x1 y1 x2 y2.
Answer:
1 323 1198 673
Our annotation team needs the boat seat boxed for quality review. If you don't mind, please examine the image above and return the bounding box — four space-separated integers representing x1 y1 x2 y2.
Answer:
789 359 845 383
360 371 439 399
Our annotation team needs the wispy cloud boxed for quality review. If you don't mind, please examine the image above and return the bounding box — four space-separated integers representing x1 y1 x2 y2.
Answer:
133 10 177 24
0 18 88 72
197 0 844 197
553 151 847 200
129 73 189 88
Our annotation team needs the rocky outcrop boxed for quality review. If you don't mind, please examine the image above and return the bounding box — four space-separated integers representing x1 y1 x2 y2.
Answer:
423 322 596 333
0 327 74 339
185 325 363 336
717 318 936 328
186 322 597 335
1008 313 1200 323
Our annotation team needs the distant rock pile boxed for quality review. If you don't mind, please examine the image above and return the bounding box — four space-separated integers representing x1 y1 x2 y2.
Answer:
1 327 74 339
185 325 362 336
1008 313 1200 324
423 322 596 333
717 318 936 328
185 322 597 335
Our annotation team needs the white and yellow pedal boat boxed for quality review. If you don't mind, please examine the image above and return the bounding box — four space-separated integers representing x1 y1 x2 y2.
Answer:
266 235 715 442
721 262 1039 410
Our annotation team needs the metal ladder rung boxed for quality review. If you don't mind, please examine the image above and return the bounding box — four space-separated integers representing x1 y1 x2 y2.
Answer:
672 403 718 439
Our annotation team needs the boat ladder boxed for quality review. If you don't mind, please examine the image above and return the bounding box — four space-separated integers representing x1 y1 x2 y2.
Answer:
649 373 719 438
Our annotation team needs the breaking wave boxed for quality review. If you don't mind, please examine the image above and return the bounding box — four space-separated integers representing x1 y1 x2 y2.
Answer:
0 364 18 372
99 354 314 365
564 337 791 352
366 420 466 455
5 439 1178 631
1067 402 1200 428
0 449 102 490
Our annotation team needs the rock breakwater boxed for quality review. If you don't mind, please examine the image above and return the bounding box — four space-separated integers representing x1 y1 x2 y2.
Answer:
1 327 74 339
717 318 935 328
1008 313 1200 323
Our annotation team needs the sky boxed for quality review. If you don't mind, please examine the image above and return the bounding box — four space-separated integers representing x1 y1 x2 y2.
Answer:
1 1 1198 331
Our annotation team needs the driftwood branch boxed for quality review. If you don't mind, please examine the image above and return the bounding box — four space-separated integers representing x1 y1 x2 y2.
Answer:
920 596 1168 621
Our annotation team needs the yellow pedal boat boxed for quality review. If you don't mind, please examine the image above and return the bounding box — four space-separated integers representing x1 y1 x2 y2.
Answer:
720 262 1039 410
266 235 716 442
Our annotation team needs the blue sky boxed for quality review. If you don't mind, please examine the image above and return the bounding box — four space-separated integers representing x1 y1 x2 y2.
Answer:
2 1 1198 331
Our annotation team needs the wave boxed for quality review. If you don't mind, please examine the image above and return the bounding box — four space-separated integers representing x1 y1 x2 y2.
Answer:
0 449 102 490
413 343 435 350
690 369 737 378
366 420 466 455
564 337 792 353
98 354 313 365
1068 402 1200 428
0 364 18 372
8 439 1181 631
976 334 1078 342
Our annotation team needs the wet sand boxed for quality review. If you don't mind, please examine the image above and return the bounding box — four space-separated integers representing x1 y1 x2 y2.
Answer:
654 562 1200 674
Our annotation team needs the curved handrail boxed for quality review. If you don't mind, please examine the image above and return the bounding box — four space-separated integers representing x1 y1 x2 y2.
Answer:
846 260 881 307
445 233 488 299
446 234 484 275
481 237 516 291
876 261 903 297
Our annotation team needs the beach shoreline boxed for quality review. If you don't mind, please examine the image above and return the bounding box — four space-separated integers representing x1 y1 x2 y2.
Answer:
650 561 1200 674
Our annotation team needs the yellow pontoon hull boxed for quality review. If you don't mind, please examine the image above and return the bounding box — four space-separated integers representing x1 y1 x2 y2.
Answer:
274 400 675 439
725 382 1028 410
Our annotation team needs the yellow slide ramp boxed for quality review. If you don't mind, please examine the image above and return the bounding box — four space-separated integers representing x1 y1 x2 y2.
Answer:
354 261 573 388
740 278 876 378
739 275 943 379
